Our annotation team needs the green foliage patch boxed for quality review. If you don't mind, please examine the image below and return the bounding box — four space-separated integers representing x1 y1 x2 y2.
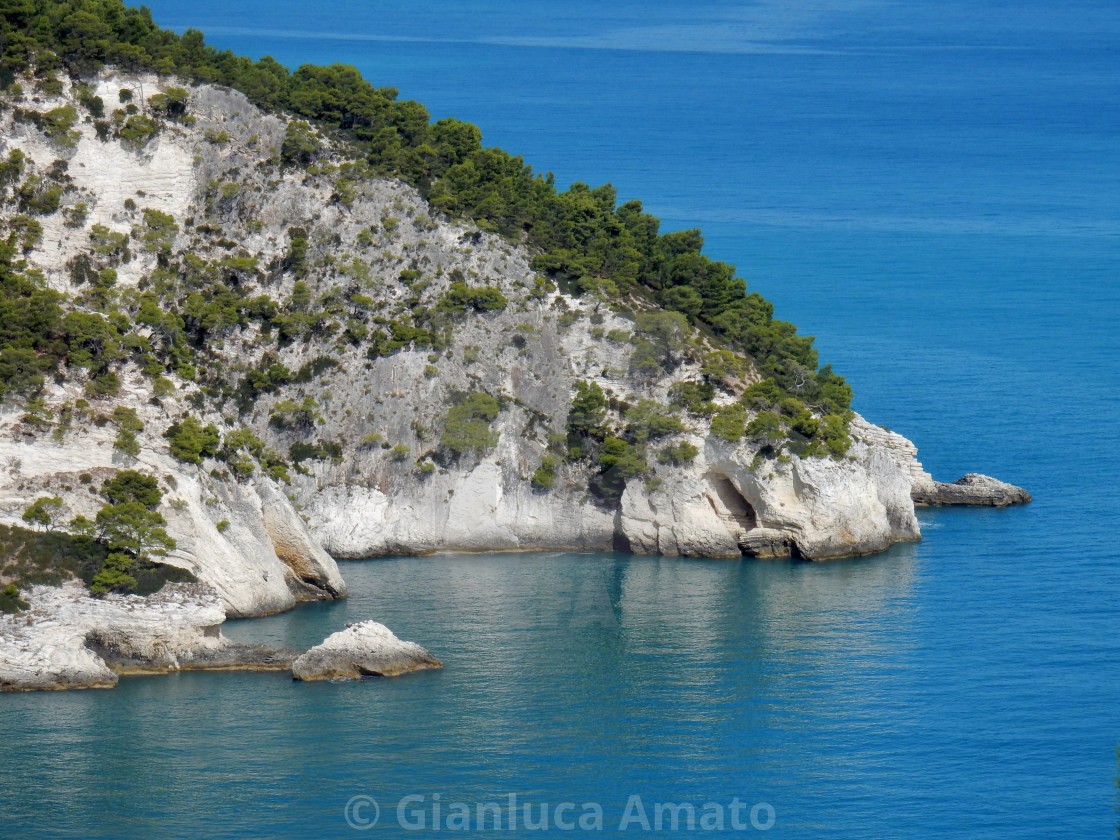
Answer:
439 391 500 457
164 415 220 463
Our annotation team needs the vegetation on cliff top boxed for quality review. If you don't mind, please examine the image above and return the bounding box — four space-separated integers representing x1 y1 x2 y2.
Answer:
0 0 852 423
0 0 860 562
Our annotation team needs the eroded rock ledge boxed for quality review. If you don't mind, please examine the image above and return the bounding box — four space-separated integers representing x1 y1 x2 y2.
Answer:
0 582 434 691
912 473 1032 507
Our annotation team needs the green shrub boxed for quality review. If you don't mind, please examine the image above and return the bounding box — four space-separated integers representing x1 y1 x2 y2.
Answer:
22 496 65 531
89 224 130 260
289 438 343 463
710 404 747 442
625 399 684 443
746 410 783 441
148 87 189 119
138 208 178 253
598 437 646 502
280 120 319 165
9 214 43 251
436 282 508 314
0 583 29 613
100 470 162 508
268 397 321 431
63 202 89 228
84 370 121 397
629 311 687 378
119 114 159 147
41 105 79 147
164 415 220 464
111 405 143 431
16 174 64 215
657 441 699 466
819 413 852 457
114 428 140 456
531 453 559 490
67 469 178 596
292 355 338 383
439 391 500 456
90 551 136 594
668 381 716 415
566 380 607 454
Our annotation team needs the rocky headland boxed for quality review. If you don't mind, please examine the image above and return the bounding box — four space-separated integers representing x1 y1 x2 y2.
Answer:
0 70 1028 689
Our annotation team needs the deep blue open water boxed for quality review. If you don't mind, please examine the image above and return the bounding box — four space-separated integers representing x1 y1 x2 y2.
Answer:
3 1 1119 836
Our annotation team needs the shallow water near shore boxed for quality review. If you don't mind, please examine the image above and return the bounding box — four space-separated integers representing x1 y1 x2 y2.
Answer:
4 0 1119 836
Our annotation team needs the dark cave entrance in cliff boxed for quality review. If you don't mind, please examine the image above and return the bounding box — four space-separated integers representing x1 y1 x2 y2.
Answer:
706 473 757 533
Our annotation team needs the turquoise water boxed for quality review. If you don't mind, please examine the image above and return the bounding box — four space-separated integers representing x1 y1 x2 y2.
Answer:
5 1 1120 836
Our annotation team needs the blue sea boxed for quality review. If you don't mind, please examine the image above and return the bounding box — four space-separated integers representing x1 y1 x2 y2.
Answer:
5 1 1120 836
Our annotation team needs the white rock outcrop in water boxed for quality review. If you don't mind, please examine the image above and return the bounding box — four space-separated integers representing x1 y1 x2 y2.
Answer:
0 581 293 691
912 473 1032 506
292 621 443 681
618 416 921 560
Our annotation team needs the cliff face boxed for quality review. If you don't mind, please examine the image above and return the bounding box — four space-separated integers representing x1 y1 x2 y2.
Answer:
620 416 922 560
0 71 995 619
0 417 346 616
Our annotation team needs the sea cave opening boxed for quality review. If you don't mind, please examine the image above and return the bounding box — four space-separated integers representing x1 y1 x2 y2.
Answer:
706 473 758 531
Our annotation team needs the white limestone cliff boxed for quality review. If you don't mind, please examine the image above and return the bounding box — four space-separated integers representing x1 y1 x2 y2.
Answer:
619 417 921 560
0 70 1028 641
0 398 346 617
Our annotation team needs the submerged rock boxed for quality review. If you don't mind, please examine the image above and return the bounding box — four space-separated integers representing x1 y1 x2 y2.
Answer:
912 473 1032 507
292 621 443 681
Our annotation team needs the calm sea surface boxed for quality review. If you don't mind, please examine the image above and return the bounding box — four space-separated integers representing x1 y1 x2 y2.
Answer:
4 1 1119 836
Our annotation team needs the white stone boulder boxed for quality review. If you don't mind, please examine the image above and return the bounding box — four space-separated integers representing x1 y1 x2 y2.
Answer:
291 621 442 681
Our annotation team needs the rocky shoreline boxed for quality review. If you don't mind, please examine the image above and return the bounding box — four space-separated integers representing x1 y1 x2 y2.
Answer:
0 582 440 692
0 72 1030 692
912 473 1032 507
0 462 1026 692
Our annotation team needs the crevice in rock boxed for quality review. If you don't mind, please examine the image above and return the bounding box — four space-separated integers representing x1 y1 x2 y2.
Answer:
612 509 632 553
704 472 757 536
293 573 342 599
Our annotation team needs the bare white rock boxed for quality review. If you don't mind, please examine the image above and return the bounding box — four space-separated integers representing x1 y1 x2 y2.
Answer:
292 621 442 681
912 473 1032 506
619 415 922 561
0 581 228 691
